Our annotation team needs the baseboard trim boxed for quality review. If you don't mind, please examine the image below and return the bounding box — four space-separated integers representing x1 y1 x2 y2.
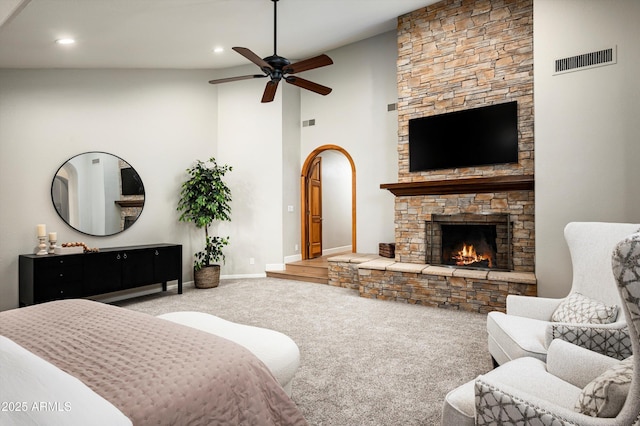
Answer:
265 263 285 272
221 273 267 279
323 245 352 256
284 254 302 264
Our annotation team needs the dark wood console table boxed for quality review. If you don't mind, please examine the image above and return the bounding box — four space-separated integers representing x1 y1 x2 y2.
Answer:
19 243 182 306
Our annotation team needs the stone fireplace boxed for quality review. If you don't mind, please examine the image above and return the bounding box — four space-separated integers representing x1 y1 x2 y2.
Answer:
391 0 535 273
327 0 536 313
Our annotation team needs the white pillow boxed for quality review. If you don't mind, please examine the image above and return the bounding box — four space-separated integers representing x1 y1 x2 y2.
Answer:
575 356 633 417
551 292 618 324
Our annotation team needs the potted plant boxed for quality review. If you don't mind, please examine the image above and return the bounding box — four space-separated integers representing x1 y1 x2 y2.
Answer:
177 156 232 288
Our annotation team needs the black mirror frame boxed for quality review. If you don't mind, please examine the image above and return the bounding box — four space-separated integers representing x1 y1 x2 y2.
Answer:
51 151 145 237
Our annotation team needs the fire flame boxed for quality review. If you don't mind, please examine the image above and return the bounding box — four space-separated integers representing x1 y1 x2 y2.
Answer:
452 243 493 268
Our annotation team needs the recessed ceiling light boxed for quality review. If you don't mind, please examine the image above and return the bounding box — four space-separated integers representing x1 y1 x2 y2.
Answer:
55 38 76 45
213 47 224 54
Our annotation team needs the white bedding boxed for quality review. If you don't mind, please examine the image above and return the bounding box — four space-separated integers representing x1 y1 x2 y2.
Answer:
0 336 132 426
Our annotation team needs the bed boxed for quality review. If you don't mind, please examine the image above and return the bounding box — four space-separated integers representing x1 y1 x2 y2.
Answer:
0 299 307 425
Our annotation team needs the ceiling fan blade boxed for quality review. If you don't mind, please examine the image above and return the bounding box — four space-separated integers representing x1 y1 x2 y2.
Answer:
261 80 279 103
285 54 333 74
208 74 267 85
233 47 273 71
285 76 332 96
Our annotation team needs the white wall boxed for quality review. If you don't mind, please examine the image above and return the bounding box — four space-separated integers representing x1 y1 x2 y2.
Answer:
300 31 398 253
281 84 302 260
216 71 287 275
0 69 219 310
534 0 640 297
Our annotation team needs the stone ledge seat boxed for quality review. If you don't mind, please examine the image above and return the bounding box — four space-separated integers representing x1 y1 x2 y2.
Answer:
328 254 537 312
328 254 536 284
157 311 300 396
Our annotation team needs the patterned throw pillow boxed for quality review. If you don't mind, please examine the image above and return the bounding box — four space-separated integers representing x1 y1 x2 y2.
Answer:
575 356 633 417
551 292 618 324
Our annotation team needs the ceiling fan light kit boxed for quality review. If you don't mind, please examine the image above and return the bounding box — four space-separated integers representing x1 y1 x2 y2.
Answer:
208 0 333 103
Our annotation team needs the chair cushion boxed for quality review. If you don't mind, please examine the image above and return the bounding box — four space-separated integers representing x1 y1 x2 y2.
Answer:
446 358 584 426
442 381 475 426
574 355 633 417
551 292 618 324
483 357 583 409
487 311 548 363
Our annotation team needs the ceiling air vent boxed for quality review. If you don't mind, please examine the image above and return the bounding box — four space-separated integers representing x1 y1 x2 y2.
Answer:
554 46 616 75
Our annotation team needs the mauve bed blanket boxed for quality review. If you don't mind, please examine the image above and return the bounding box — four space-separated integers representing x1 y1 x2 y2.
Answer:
0 299 307 425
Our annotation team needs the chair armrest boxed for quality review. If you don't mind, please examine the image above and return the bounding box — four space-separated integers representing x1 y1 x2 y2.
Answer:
506 295 563 320
474 378 621 426
545 339 620 389
545 321 631 360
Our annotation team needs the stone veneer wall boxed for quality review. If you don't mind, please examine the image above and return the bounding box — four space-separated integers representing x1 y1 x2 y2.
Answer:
394 0 534 271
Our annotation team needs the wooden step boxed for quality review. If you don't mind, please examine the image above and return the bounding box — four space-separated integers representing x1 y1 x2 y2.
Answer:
285 263 328 278
266 270 328 285
265 254 340 285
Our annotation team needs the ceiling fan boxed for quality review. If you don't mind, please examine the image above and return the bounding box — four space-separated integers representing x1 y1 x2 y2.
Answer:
208 0 333 103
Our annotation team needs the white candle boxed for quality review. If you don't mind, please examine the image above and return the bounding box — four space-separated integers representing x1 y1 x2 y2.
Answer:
37 224 46 237
49 232 57 241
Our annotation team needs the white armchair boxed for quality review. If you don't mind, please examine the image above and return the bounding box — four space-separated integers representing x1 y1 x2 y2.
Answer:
442 230 640 425
487 222 639 365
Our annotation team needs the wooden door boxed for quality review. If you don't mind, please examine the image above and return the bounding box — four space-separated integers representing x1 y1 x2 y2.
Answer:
308 157 323 258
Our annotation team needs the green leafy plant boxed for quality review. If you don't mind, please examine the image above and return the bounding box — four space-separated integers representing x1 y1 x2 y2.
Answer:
177 157 232 271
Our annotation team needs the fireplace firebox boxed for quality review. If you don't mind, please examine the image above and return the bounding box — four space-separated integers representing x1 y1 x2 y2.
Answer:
426 214 511 271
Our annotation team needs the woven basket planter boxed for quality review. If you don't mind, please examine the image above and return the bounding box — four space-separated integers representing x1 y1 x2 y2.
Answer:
194 264 220 289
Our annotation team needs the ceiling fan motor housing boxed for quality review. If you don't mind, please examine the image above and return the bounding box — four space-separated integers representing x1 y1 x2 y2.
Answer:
264 55 290 69
264 55 291 81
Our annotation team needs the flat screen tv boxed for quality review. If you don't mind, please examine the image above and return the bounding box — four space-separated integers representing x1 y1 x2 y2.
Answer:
120 167 145 195
409 101 518 172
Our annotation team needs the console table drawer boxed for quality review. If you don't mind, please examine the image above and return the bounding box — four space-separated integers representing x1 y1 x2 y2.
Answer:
36 281 83 303
37 257 83 282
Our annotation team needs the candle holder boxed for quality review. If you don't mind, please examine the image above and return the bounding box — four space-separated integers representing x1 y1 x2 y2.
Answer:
36 236 48 256
48 238 57 254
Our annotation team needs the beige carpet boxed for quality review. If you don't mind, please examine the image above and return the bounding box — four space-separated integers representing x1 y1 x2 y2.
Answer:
116 277 492 425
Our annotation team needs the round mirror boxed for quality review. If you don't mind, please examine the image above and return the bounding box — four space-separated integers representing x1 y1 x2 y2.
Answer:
51 152 145 236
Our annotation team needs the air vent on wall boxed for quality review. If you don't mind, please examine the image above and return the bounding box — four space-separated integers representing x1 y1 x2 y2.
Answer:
554 46 616 75
302 119 316 127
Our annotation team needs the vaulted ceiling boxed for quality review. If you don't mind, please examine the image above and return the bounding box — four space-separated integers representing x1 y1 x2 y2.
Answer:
0 0 435 69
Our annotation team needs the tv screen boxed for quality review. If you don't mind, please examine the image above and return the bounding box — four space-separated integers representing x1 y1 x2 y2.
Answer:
409 101 518 172
120 167 144 195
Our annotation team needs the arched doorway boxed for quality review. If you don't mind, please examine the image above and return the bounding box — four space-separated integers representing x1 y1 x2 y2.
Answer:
300 144 356 260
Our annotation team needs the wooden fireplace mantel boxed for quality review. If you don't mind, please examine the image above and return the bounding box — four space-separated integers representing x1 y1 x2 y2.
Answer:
380 175 534 196
115 200 144 208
